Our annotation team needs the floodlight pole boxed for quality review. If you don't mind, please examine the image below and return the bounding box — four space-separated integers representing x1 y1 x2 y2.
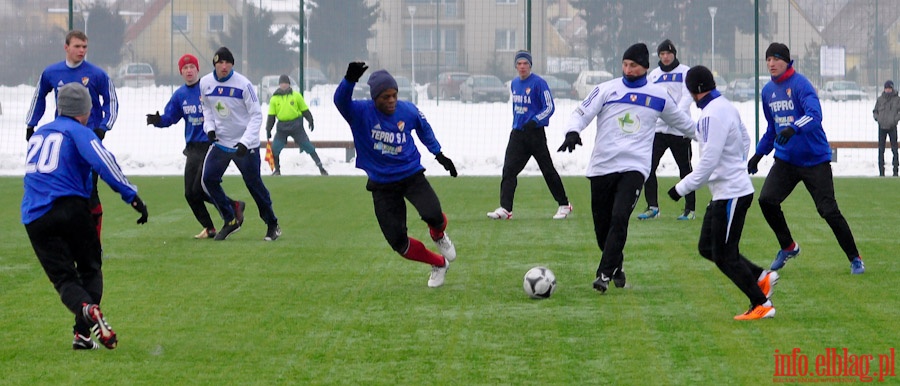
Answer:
408 6 416 87
708 7 717 75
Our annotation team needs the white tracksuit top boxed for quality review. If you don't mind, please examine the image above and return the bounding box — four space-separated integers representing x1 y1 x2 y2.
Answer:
199 70 263 149
564 76 694 179
675 93 754 200
648 64 693 136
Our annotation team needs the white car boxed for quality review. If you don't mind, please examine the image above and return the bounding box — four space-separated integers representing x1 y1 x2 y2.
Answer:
821 81 868 101
573 70 614 99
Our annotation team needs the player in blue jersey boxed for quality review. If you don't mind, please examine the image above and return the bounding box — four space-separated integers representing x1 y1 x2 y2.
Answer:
334 62 458 288
748 43 863 274
199 47 274 241
23 83 148 350
638 39 696 221
487 50 571 220
25 30 118 239
146 54 226 239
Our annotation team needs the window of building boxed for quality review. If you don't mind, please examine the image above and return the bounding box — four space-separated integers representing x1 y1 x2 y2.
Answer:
495 29 516 51
208 14 225 33
172 15 189 32
496 0 517 4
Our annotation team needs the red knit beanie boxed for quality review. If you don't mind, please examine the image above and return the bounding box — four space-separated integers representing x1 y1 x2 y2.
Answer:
178 54 199 72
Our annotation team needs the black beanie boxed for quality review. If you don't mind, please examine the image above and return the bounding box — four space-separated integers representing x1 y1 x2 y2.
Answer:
765 43 791 62
278 74 291 85
685 65 717 94
213 47 235 65
657 39 676 56
885 80 894 89
623 43 650 68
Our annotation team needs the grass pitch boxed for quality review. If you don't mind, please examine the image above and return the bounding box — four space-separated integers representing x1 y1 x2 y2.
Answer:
1 175 897 384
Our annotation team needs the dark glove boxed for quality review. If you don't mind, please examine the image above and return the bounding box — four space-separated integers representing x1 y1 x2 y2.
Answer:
131 196 148 224
557 131 583 153
435 152 458 177
266 130 272 139
747 154 763 175
667 186 682 201
207 131 217 142
146 111 161 125
235 143 248 157
775 126 795 145
308 120 315 132
93 128 106 140
345 62 368 83
522 120 538 131
26 126 34 141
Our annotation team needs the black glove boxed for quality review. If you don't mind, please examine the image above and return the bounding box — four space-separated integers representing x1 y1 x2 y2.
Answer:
146 111 161 125
667 186 682 201
266 130 272 139
131 196 148 224
435 152 458 177
775 126 795 145
522 120 538 131
93 128 106 140
235 143 248 157
747 154 763 175
26 126 34 141
308 120 315 132
557 132 583 153
345 62 368 83
207 131 217 142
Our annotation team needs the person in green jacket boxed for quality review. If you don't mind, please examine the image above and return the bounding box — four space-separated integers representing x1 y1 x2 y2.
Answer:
266 74 327 175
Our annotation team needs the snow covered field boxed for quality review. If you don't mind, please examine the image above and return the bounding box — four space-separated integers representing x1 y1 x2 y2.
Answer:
0 83 886 177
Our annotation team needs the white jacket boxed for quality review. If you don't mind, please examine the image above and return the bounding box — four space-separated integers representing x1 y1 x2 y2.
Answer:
675 93 754 200
199 70 263 149
565 76 694 179
648 63 693 136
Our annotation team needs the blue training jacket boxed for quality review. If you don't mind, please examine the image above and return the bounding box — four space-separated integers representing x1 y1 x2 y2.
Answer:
22 116 137 224
152 82 208 144
25 60 118 132
334 79 442 183
510 73 554 130
758 66 832 167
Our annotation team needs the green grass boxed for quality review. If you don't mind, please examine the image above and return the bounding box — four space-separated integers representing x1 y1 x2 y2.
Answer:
1 175 898 385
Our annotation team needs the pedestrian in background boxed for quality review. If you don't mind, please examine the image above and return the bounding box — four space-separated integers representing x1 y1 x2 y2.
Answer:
265 74 328 176
873 80 899 177
23 83 147 350
487 50 572 220
748 43 864 274
334 62 458 288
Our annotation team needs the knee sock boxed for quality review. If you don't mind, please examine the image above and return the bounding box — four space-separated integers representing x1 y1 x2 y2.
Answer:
428 213 448 241
401 237 445 266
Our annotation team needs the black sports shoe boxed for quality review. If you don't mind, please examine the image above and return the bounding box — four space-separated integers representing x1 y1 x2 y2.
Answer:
214 219 241 241
592 274 610 293
318 166 328 176
233 200 246 225
82 303 117 349
264 224 281 241
612 269 627 288
72 332 99 350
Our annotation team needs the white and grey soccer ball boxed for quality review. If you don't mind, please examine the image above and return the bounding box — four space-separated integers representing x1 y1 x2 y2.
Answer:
523 266 557 299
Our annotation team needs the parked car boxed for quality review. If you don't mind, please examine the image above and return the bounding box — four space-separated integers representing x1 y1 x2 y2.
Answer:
394 76 418 104
573 70 614 99
115 63 155 87
427 71 470 100
295 67 328 90
543 75 577 99
727 78 756 102
821 80 867 101
258 74 298 104
459 75 509 103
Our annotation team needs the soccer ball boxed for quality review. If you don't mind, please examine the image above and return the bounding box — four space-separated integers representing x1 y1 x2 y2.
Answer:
523 266 557 299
